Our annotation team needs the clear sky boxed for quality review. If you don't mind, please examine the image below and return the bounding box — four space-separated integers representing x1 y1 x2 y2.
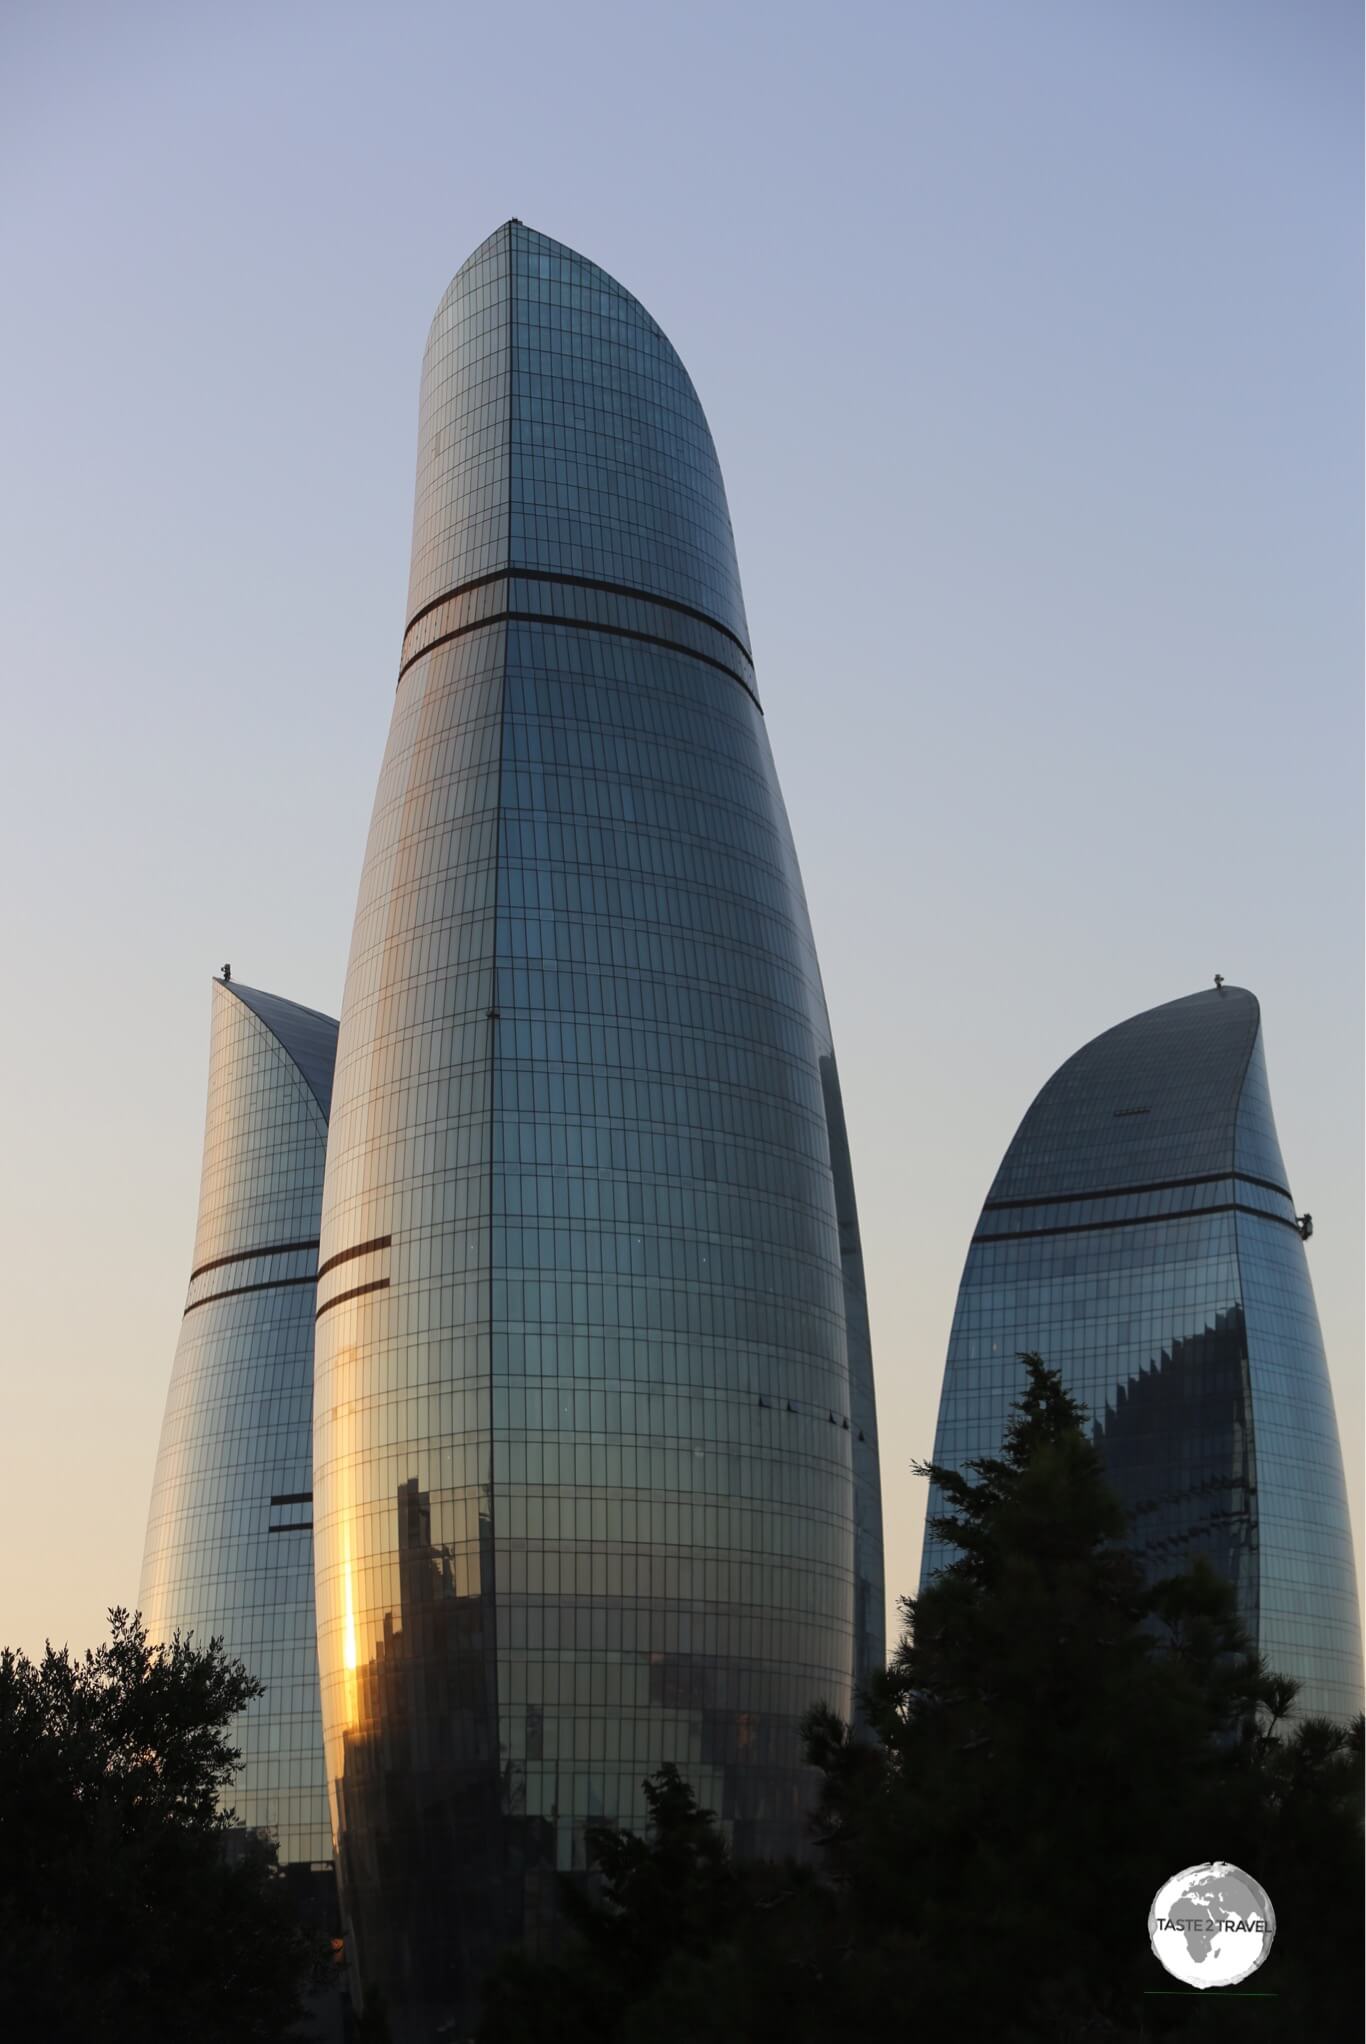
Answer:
1 0 1360 1661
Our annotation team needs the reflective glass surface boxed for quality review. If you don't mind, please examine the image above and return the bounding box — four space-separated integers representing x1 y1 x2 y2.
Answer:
923 987 1362 1725
140 980 338 1872
314 223 883 2038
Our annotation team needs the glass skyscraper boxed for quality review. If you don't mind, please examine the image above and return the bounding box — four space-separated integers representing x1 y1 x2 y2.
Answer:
922 984 1362 1724
140 977 337 1889
312 221 883 2034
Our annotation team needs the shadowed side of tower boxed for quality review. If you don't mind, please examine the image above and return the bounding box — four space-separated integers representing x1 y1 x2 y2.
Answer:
921 985 1362 1723
313 223 883 2036
140 978 338 1910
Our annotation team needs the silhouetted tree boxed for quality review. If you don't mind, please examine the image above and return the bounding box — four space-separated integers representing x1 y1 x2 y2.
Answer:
476 1356 1363 2042
0 1607 321 2041
806 1355 1364 2039
478 1764 775 2043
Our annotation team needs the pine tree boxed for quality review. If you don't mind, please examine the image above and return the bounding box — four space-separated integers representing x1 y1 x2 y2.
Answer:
806 1355 1362 2040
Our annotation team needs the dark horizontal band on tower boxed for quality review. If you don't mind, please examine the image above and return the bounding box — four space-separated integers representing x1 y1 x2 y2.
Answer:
982 1169 1293 1214
184 1273 318 1315
395 570 760 708
405 567 753 663
266 1521 314 1533
973 1200 1303 1246
316 1234 392 1281
398 609 759 706
316 1278 391 1320
189 1237 320 1282
396 600 756 707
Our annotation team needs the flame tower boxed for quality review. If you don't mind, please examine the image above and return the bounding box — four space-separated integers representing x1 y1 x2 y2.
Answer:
141 978 337 1888
922 985 1361 1723
313 222 883 2033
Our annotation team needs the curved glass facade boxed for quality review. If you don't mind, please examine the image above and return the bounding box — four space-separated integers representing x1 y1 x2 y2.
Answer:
922 985 1362 1723
140 978 338 1873
313 221 883 2034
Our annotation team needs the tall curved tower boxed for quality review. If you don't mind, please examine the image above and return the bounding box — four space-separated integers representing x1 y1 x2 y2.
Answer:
922 985 1361 1723
140 977 337 1886
314 221 883 2032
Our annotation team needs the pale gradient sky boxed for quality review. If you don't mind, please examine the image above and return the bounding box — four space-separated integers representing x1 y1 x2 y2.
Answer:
1 0 1360 1661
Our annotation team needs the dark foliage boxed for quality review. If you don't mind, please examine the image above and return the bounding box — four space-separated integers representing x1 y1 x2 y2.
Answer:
806 1356 1363 2038
476 1357 1363 2042
0 1607 323 2041
478 1765 745 2043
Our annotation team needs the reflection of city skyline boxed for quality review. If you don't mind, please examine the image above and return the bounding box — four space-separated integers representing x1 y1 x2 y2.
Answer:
334 1441 851 2021
336 1476 520 2024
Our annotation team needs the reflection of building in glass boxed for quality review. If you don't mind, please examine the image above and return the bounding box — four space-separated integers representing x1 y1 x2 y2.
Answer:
922 985 1362 1723
333 1477 552 2021
1093 1306 1256 1616
313 221 884 2037
140 978 337 1897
